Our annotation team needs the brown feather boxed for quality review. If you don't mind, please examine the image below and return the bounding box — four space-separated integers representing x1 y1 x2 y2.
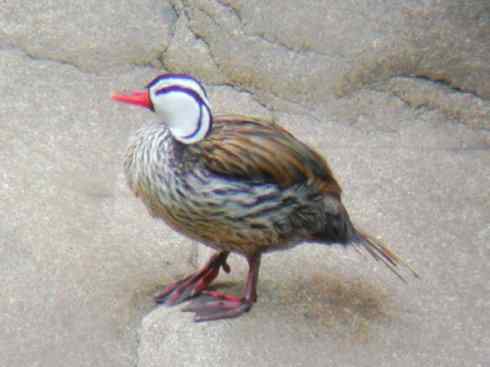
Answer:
190 114 342 195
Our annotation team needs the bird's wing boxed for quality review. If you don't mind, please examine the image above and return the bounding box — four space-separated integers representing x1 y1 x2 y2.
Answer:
190 114 342 195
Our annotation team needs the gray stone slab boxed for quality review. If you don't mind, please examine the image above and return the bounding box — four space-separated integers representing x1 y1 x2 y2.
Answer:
0 1 176 71
166 0 490 106
1 0 489 366
0 51 196 367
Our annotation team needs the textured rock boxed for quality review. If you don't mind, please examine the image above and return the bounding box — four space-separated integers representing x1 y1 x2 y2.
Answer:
164 15 225 84
1 0 489 367
0 1 177 71
166 0 490 110
0 51 195 366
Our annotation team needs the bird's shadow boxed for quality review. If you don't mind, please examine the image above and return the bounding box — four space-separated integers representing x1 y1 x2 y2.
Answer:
279 273 394 343
208 272 394 343
212 272 389 315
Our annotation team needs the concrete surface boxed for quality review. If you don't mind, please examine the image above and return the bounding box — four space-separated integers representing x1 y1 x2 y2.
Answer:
1 1 489 367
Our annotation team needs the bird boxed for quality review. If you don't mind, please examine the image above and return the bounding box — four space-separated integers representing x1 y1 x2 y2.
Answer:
112 73 417 322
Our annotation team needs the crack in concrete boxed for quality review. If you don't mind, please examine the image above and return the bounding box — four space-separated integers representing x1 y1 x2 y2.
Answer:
408 73 484 101
0 46 94 75
210 81 275 115
371 75 490 131
244 31 335 60
210 79 327 125
181 0 224 31
174 1 307 118
170 0 343 119
1 45 164 79
212 0 333 59
168 0 327 119
215 0 243 22
164 0 223 75
156 2 179 68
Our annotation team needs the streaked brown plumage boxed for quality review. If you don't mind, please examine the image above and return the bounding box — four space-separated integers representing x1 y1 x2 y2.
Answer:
193 115 341 193
113 73 417 321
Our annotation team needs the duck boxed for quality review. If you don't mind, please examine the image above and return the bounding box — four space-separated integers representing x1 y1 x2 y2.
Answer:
112 73 417 322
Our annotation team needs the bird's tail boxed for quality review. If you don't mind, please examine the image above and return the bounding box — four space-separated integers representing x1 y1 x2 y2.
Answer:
352 225 419 282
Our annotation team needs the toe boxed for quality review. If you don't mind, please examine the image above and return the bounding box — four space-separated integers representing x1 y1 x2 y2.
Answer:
182 292 252 321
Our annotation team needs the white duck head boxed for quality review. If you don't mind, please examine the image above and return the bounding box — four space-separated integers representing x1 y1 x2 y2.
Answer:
112 73 212 144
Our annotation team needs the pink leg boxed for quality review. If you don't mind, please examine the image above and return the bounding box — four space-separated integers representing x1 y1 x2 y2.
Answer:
155 251 230 305
183 253 261 322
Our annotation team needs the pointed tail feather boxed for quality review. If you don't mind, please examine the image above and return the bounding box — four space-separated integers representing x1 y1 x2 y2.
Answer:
352 226 419 282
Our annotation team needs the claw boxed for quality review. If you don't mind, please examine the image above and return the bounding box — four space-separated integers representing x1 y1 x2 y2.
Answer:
182 291 252 321
154 251 230 306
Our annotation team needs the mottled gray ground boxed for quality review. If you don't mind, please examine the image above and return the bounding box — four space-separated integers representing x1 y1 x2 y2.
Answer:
1 1 489 367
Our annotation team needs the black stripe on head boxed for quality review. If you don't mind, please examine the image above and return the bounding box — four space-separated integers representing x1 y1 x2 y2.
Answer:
146 73 208 99
201 102 213 139
181 102 203 140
